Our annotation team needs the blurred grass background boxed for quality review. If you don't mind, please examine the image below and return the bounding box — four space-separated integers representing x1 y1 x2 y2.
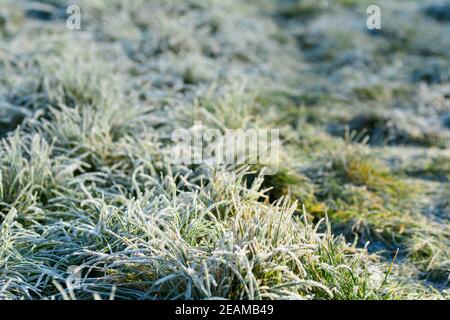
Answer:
0 0 449 299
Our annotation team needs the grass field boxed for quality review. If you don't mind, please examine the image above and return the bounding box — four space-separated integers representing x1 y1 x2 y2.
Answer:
0 0 449 299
